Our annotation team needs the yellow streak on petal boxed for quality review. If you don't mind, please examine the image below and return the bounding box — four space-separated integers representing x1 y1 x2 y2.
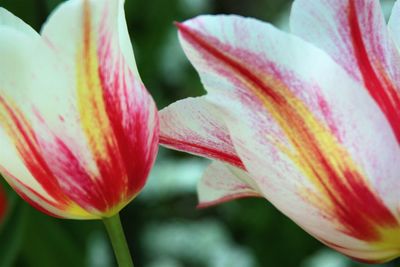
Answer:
99 191 140 218
242 73 362 203
65 202 100 219
76 1 114 164
227 60 398 240
75 1 130 212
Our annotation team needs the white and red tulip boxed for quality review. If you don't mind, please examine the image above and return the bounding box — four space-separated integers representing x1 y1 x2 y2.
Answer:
0 0 158 219
160 0 400 263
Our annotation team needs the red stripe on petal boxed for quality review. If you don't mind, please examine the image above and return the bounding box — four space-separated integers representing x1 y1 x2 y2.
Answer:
0 165 68 217
51 136 109 210
197 192 262 209
76 3 130 211
0 97 70 208
348 1 400 144
30 107 114 213
14 186 64 218
310 148 398 241
77 2 158 210
160 136 244 168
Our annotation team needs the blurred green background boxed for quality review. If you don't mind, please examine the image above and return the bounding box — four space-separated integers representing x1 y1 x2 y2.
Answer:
0 0 398 266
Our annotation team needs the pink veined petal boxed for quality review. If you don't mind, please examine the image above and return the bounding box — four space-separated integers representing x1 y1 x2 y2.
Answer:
290 0 400 146
177 15 400 262
160 96 243 168
0 0 158 219
198 161 261 208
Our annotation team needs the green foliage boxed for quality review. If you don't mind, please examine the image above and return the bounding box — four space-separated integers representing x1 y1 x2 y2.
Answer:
0 197 29 267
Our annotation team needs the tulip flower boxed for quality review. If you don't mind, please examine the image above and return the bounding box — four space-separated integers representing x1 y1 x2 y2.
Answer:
0 0 158 265
160 0 400 263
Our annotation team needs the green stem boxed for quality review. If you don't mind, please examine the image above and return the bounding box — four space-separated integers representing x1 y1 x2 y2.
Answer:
103 213 134 267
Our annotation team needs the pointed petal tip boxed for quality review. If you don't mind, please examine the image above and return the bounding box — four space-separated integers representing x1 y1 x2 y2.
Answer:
174 21 186 31
197 192 263 209
197 201 219 209
196 203 207 209
174 19 200 35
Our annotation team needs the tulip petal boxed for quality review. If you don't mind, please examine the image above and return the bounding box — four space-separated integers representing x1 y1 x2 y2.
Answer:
0 8 38 37
0 0 158 218
160 97 243 168
198 161 261 208
389 1 400 48
41 0 159 215
0 27 96 219
177 15 400 261
291 0 400 145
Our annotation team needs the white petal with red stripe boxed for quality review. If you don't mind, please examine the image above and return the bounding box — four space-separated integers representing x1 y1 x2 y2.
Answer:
198 161 261 208
0 0 158 219
160 96 242 168
177 14 400 262
291 0 400 145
